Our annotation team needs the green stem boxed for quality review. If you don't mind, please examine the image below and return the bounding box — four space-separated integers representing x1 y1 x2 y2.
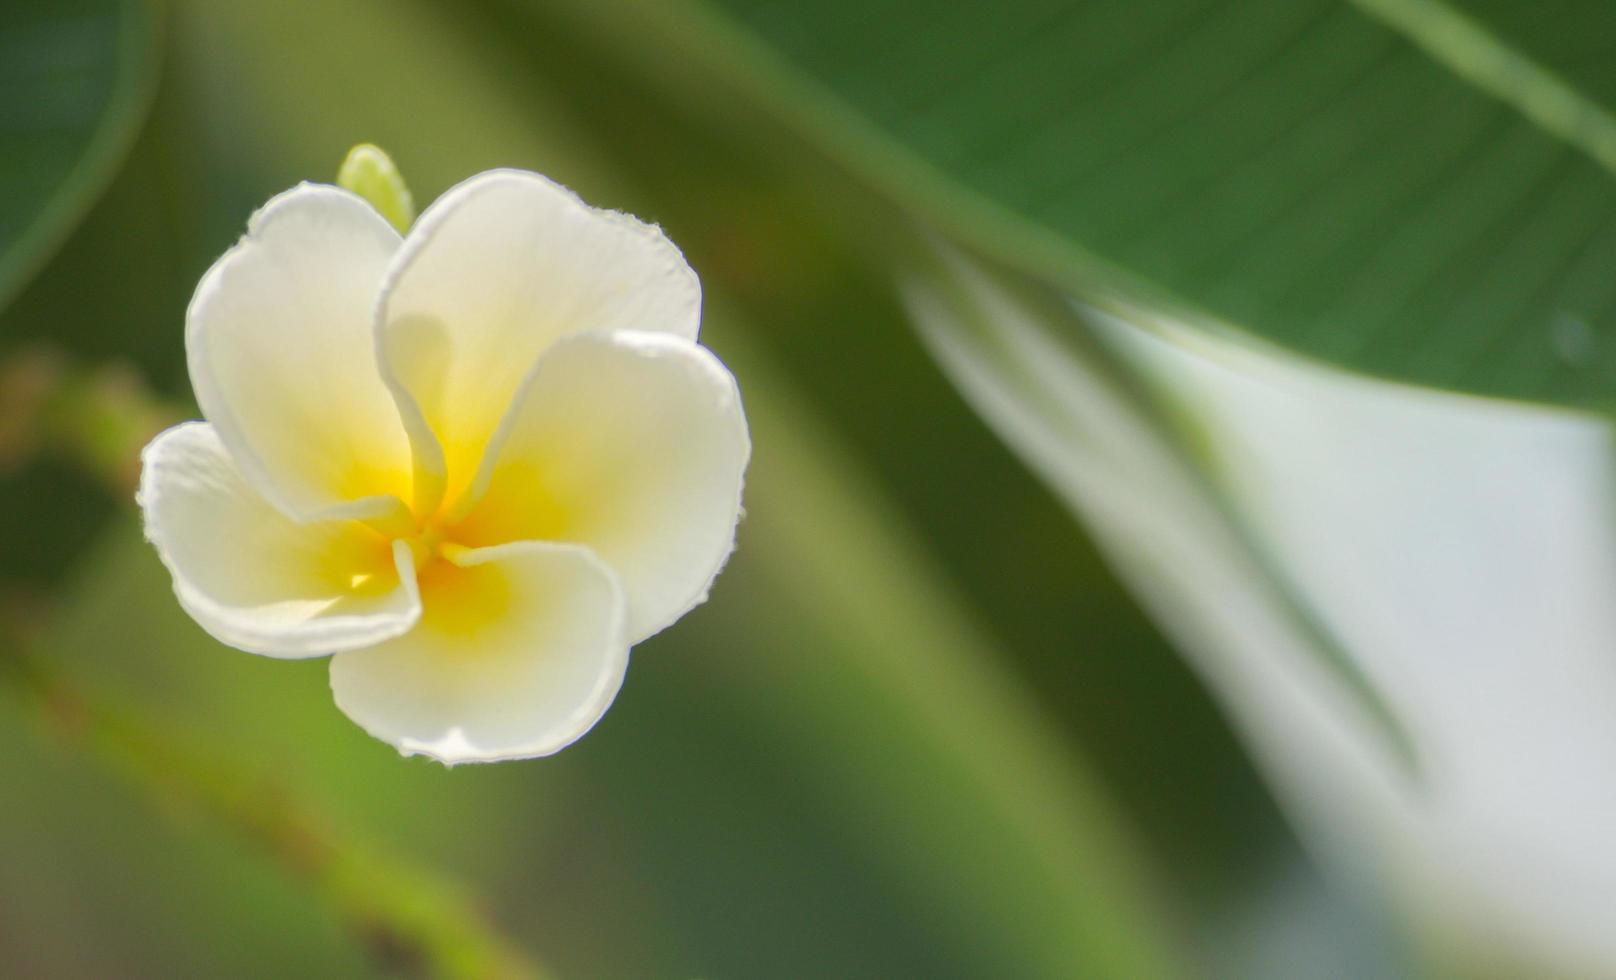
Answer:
0 348 551 980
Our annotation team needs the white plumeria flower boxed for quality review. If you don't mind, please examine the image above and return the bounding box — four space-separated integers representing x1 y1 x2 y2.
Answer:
137 169 750 764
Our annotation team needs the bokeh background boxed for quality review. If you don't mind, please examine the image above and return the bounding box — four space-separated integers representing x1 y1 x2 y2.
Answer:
6 0 1602 977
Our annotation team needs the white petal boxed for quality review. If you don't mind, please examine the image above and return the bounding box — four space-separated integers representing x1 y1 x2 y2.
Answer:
454 331 749 642
138 422 421 658
188 183 415 523
376 169 701 510
327 541 629 764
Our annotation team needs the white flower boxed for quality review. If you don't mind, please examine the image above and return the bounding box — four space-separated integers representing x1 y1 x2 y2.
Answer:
137 169 749 764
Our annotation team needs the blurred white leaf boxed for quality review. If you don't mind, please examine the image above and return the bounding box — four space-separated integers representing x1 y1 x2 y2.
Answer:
903 243 1616 978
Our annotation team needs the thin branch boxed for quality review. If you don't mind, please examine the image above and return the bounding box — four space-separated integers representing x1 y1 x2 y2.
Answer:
0 347 552 980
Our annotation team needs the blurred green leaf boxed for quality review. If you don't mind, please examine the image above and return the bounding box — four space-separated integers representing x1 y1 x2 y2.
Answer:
33 327 1190 977
705 325 1189 979
548 0 1616 412
0 0 1196 974
0 0 159 315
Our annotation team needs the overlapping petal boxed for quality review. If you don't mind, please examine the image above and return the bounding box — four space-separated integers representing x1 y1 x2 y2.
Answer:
328 541 629 764
375 169 702 511
138 422 421 658
187 184 414 523
454 330 749 642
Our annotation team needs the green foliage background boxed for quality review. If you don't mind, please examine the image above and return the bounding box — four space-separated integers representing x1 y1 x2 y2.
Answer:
0 0 1442 977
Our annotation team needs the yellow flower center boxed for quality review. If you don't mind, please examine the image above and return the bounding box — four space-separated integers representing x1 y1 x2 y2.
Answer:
402 516 458 571
341 440 573 646
375 512 513 643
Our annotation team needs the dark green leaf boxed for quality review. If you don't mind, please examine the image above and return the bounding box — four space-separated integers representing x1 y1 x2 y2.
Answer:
556 0 1616 410
0 0 160 315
